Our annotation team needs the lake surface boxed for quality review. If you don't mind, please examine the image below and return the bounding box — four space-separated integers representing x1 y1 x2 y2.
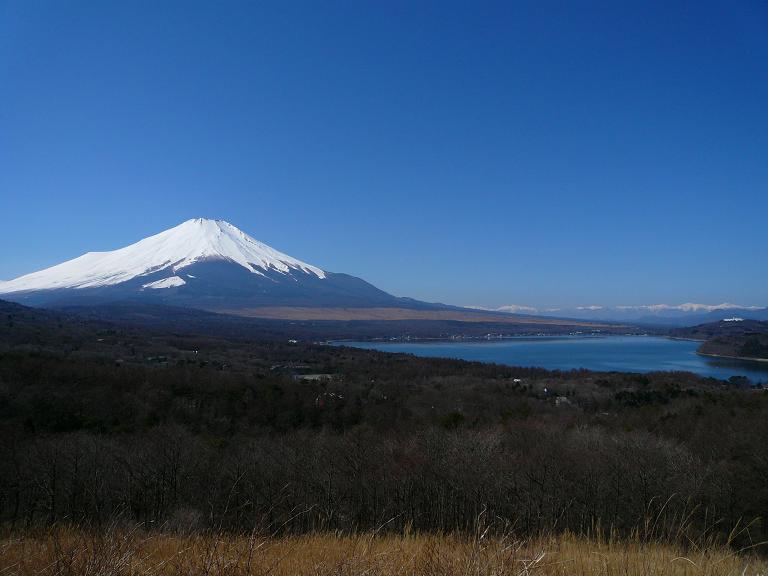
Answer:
339 336 768 382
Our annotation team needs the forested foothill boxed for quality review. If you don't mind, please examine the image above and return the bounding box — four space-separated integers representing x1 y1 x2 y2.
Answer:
1 299 768 551
672 319 768 361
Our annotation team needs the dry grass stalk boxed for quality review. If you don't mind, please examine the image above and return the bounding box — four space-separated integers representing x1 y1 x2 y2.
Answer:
0 526 766 576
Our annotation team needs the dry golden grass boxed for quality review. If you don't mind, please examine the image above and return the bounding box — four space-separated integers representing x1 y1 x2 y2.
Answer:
1 528 766 576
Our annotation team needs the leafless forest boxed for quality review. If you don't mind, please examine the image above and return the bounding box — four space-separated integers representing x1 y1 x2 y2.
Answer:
1 301 768 574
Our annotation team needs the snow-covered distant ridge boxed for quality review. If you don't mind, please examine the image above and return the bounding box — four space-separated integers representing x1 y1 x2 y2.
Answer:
0 218 326 294
470 302 763 315
465 302 768 326
615 302 761 313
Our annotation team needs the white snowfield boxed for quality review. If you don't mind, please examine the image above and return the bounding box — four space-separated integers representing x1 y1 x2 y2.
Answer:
142 276 187 290
0 218 326 293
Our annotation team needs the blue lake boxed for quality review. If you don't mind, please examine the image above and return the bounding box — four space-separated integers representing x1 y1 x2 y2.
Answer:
339 336 768 383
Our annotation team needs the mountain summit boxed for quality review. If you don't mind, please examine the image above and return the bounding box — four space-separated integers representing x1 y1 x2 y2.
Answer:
1 219 325 292
0 219 630 328
0 218 407 310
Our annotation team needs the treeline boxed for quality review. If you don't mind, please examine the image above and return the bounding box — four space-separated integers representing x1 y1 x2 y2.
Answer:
740 335 768 359
0 349 557 435
1 300 768 546
2 422 766 546
673 319 768 361
1 346 767 545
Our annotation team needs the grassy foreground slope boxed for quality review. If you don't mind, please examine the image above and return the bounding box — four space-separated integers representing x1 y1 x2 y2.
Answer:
2 528 766 576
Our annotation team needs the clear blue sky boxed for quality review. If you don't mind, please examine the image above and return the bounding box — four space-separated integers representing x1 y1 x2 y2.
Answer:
2 1 766 308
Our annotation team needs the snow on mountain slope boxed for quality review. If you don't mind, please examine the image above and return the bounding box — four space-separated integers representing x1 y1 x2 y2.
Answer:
0 218 325 294
142 276 187 289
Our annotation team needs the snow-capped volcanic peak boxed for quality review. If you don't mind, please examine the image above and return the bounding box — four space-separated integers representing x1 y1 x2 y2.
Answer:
0 218 326 293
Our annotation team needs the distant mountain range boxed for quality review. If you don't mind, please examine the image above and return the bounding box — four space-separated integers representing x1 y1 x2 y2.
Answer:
3 218 759 330
0 221 625 338
470 303 768 327
0 219 610 330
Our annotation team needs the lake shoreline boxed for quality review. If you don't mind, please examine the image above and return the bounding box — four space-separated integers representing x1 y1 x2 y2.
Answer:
698 352 768 364
338 335 768 381
331 333 653 345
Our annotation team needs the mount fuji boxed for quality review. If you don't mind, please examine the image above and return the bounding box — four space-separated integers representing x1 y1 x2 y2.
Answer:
0 218 423 312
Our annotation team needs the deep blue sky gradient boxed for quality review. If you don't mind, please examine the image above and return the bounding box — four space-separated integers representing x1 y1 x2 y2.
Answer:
2 1 767 307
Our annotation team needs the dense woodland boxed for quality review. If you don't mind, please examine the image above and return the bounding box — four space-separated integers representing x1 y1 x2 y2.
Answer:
674 319 768 360
1 299 768 549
